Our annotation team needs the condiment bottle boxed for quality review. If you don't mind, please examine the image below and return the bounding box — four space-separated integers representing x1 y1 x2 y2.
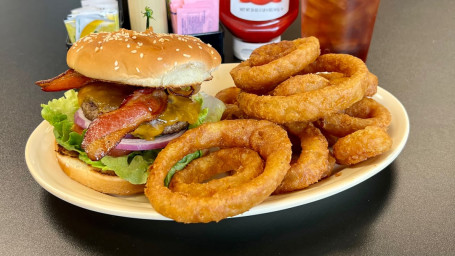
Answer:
220 0 299 60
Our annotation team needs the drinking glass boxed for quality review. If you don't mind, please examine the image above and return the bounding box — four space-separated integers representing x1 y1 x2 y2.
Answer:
301 0 380 61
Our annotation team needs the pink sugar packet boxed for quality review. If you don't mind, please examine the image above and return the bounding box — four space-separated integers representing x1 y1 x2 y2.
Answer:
169 0 219 35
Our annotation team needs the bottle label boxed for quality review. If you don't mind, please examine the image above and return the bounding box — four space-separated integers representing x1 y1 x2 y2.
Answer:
230 0 290 21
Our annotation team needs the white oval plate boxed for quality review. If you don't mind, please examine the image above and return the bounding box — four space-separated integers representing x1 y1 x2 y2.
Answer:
25 64 409 220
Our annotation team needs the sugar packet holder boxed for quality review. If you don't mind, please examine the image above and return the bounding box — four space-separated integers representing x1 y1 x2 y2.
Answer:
169 0 219 35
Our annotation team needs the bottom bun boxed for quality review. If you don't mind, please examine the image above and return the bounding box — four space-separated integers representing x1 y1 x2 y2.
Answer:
55 147 145 196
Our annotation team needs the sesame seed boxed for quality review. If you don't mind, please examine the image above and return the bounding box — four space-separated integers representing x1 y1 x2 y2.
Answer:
132 36 137 39
183 54 191 58
127 44 130 48
176 49 180 52
140 53 144 58
136 67 140 72
138 42 143 46
114 60 118 66
211 50 214 54
95 47 99 52
100 46 103 50
198 46 202 49
157 57 163 61
131 50 137 53
188 45 193 49
114 66 120 70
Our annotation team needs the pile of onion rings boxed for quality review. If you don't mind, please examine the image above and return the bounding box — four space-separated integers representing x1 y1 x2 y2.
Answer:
221 37 393 193
144 37 393 223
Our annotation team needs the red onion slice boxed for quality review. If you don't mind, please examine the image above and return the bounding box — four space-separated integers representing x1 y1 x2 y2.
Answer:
114 130 185 151
74 108 185 151
74 108 91 129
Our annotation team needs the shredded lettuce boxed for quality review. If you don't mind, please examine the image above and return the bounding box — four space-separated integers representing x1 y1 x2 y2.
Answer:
190 92 226 129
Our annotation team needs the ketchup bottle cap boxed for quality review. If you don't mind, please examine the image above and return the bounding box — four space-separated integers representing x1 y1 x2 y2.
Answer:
233 36 281 60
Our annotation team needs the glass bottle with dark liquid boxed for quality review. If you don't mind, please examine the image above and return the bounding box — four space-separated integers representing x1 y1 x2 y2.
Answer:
301 0 380 62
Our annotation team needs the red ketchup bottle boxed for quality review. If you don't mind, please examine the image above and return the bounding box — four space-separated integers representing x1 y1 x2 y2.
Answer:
220 0 299 60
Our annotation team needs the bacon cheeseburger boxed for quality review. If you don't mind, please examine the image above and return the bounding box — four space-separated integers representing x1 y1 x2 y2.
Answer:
36 29 224 195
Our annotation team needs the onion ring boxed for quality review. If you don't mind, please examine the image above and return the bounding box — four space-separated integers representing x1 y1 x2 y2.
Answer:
333 126 393 165
215 87 241 104
215 87 248 120
315 72 345 81
315 71 377 97
220 104 249 120
230 37 320 94
364 72 378 97
273 122 333 194
271 74 330 96
317 97 392 137
237 54 369 123
169 148 264 197
145 119 292 223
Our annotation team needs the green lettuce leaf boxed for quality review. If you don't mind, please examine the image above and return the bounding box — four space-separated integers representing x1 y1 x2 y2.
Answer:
41 90 79 124
189 92 225 129
164 150 202 187
77 150 160 185
41 90 84 153
100 150 160 184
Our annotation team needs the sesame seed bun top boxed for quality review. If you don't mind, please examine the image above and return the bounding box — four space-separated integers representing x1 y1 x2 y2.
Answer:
67 29 221 88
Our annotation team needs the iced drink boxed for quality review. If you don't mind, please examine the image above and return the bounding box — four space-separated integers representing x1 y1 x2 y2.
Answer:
301 0 380 61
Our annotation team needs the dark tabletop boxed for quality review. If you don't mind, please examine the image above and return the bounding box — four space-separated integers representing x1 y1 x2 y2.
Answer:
1 0 454 255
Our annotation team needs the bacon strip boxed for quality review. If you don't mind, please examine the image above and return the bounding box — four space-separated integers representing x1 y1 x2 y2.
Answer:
35 69 95 92
82 89 168 160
